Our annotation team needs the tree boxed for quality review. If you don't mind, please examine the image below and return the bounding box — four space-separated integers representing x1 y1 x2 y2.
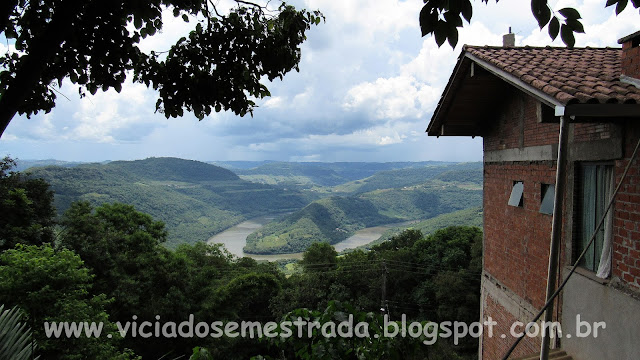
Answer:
0 157 56 252
257 301 435 360
0 1 324 138
0 244 132 359
299 242 338 272
59 201 176 315
419 0 640 48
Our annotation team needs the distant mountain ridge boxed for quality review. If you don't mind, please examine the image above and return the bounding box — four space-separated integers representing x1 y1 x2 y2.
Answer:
106 157 239 182
216 161 459 189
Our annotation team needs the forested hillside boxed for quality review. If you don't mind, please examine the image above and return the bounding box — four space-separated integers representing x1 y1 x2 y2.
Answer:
26 158 309 247
245 196 397 253
358 206 484 250
245 179 482 254
332 162 483 194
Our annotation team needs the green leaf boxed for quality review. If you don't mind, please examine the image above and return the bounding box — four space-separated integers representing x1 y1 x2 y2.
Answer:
548 16 560 40
134 16 142 29
0 305 38 360
616 0 628 14
182 14 189 22
447 26 459 48
434 21 447 47
566 19 585 33
605 0 617 7
560 24 575 48
448 0 462 17
444 10 463 27
531 0 551 29
461 0 473 23
419 5 433 37
558 7 581 19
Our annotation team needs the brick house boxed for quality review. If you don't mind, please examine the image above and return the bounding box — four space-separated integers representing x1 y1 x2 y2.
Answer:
427 31 640 359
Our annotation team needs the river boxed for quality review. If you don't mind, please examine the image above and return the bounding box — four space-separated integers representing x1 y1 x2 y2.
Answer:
207 215 413 261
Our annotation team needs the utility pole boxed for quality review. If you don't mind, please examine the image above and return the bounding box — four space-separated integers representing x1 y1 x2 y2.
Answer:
381 260 390 319
541 115 569 360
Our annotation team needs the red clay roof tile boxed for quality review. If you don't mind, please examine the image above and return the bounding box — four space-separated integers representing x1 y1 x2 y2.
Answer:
465 46 640 105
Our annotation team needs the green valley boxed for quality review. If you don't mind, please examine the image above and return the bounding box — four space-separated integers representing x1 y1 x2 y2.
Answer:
244 165 483 254
22 158 483 252
26 158 310 247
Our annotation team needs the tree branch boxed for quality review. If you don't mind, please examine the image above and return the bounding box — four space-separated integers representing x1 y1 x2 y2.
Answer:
0 1 82 138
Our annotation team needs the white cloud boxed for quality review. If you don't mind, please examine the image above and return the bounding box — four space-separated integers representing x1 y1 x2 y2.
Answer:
305 0 421 42
343 76 440 120
263 96 285 109
3 0 637 163
68 80 159 143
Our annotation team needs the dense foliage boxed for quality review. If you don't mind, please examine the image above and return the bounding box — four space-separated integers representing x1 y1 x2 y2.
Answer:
0 0 323 137
268 227 483 359
0 156 56 252
0 244 132 359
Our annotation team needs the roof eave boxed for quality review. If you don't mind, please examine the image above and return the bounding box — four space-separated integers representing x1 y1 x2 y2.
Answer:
426 49 470 136
464 52 565 110
427 50 568 137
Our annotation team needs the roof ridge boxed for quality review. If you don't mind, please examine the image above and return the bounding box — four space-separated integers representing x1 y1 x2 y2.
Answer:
463 44 621 51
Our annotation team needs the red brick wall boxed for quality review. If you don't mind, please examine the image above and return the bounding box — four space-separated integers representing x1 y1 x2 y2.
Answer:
482 92 566 359
613 122 640 289
484 93 559 152
481 90 640 358
483 91 615 153
621 40 640 79
573 123 615 142
482 295 541 359
483 162 556 309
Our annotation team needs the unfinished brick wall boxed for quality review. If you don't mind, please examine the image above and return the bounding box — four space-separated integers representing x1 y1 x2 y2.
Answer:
573 123 615 142
482 90 568 359
481 88 640 359
484 92 559 152
482 295 541 359
612 122 640 289
621 38 640 79
483 162 556 309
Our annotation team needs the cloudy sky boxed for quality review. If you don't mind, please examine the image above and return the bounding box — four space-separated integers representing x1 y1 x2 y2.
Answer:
1 0 639 163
